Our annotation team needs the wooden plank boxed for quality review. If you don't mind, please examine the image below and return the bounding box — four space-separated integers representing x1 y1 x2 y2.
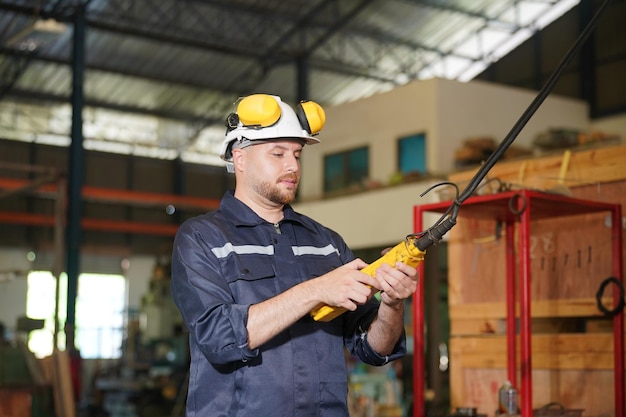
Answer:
450 318 502 335
449 297 613 320
41 350 76 417
450 316 589 336
450 334 617 369
55 350 76 417
448 143 626 189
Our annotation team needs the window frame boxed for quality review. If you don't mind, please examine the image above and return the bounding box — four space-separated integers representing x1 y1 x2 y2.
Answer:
323 146 369 194
397 132 427 175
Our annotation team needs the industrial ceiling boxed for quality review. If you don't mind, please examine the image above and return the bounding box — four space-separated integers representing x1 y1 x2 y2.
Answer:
0 0 581 167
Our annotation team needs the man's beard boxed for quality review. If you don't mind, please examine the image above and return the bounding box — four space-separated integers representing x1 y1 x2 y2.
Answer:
254 175 298 205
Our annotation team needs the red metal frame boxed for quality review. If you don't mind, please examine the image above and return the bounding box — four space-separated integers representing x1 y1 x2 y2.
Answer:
413 189 624 417
0 176 220 236
0 177 220 211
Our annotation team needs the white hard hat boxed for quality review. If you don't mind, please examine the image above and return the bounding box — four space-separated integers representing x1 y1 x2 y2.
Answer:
220 94 325 171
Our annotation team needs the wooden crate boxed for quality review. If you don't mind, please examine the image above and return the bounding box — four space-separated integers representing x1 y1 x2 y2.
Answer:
444 143 626 416
446 143 626 311
450 334 619 417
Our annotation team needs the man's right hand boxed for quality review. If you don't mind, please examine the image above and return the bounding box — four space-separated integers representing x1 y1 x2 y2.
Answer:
312 259 381 312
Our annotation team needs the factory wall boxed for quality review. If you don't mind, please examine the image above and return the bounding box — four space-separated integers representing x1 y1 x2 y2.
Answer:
293 179 445 251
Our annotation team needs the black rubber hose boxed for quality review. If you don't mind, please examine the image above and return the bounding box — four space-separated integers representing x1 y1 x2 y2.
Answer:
596 276 625 318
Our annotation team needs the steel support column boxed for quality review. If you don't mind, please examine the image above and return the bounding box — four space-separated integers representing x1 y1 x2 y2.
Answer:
296 55 309 102
65 3 86 351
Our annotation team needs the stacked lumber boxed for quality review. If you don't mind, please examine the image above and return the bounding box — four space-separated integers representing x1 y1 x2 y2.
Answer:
449 142 626 192
454 137 533 168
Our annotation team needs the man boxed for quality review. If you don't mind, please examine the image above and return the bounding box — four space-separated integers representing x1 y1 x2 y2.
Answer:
170 94 419 416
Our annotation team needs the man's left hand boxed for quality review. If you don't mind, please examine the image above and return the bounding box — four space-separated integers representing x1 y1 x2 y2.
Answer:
374 262 419 307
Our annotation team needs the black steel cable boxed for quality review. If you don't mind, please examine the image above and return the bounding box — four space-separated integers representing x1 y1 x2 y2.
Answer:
413 0 612 251
455 0 612 207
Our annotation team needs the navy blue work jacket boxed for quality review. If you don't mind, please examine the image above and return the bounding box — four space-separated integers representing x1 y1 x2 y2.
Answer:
171 191 406 417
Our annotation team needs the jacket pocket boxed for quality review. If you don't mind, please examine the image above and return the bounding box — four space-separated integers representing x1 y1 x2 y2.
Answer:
223 256 278 304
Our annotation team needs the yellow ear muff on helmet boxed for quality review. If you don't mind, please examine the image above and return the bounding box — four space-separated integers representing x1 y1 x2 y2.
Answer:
237 94 282 127
296 100 326 135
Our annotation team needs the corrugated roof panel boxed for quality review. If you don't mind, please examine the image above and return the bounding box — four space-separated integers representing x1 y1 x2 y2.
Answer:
16 61 70 95
0 0 581 162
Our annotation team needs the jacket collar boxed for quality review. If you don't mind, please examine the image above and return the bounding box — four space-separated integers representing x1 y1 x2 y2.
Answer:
219 190 316 232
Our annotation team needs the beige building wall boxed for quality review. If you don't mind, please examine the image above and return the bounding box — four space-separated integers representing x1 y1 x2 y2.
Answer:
294 180 444 250
299 77 590 201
